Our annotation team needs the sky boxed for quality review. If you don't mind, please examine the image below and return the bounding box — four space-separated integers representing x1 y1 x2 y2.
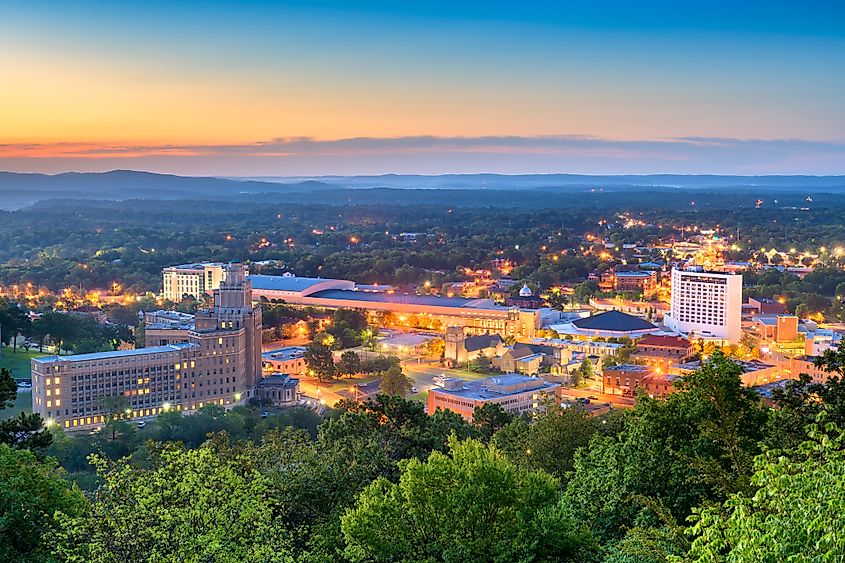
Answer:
1 1 844 176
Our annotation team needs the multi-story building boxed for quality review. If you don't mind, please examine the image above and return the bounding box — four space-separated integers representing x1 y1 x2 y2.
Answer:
602 364 654 396
632 335 695 366
427 374 559 421
664 268 742 343
162 262 228 302
32 264 262 430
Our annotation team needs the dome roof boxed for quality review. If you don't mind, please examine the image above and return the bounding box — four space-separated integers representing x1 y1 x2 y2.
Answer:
519 284 533 297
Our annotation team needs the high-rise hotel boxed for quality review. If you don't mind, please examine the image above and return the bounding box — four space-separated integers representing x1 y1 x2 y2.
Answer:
32 264 262 429
664 267 742 344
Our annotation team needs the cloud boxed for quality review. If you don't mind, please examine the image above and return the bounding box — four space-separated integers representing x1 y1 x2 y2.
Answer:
1 135 844 175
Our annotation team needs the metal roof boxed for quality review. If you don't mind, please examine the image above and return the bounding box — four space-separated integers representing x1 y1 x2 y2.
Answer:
33 343 195 363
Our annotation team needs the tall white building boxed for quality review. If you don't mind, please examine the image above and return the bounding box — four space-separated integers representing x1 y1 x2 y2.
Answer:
162 262 227 302
664 268 742 343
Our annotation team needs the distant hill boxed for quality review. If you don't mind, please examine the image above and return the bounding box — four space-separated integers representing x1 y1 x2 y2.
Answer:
2 170 845 210
0 170 334 210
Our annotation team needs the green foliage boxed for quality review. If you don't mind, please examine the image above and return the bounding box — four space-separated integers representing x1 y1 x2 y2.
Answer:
336 350 362 377
341 436 599 562
563 352 766 546
472 403 515 441
0 367 52 451
494 402 601 479
686 419 845 562
57 444 292 563
0 444 86 562
305 341 335 380
378 365 414 397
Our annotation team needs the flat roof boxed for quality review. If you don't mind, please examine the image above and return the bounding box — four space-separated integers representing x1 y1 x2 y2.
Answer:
262 346 307 361
33 343 195 363
431 374 559 401
308 289 504 310
249 274 349 293
166 262 225 270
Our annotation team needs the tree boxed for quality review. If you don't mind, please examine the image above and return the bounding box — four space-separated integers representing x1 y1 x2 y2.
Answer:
100 395 131 442
379 366 414 397
767 347 845 449
494 401 601 479
0 368 52 451
305 341 335 381
563 352 767 545
472 403 514 441
578 358 593 382
0 444 87 562
56 444 292 562
0 299 31 353
336 351 362 378
687 419 845 562
341 436 598 562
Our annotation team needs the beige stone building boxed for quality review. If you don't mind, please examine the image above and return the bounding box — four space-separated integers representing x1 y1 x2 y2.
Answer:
162 262 227 302
32 264 262 430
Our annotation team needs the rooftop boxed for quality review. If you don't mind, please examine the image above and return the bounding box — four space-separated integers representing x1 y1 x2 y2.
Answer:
614 271 654 278
637 334 691 348
166 262 226 270
465 333 504 352
604 363 652 373
249 274 350 293
430 373 559 401
308 289 504 310
572 310 657 332
33 343 195 363
262 346 307 362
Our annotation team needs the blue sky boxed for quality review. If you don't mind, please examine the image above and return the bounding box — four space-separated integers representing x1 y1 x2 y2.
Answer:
1 1 844 175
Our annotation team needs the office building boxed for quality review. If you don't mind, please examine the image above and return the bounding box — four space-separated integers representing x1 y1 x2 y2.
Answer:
664 268 742 343
32 264 262 430
427 373 559 421
162 262 228 301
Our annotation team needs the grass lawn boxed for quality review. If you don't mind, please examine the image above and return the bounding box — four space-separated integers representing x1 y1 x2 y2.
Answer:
1 347 47 421
326 374 380 392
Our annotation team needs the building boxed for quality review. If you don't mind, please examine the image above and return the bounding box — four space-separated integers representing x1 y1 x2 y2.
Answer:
427 374 560 421
261 346 307 376
255 373 301 406
602 364 654 396
505 284 544 309
641 373 679 397
788 355 836 384
748 297 787 315
751 315 801 343
611 270 658 297
32 264 263 430
549 310 662 340
673 358 782 387
162 262 228 301
444 326 505 364
142 310 196 346
632 335 695 366
250 274 541 339
493 343 555 375
664 268 742 343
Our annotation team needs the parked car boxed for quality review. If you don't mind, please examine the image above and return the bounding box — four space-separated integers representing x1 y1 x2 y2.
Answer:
137 421 146 429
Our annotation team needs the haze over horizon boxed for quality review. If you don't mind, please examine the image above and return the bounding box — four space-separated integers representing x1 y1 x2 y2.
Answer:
2 1 844 176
